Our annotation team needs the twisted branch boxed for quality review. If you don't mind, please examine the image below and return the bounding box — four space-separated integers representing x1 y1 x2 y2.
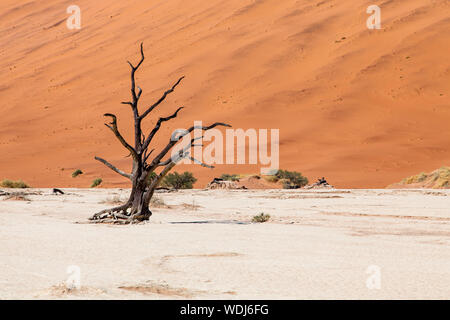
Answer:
94 156 132 180
139 76 185 120
103 113 137 159
142 106 184 151
147 122 230 172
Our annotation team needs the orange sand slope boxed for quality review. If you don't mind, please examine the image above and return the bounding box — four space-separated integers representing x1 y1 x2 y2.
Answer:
0 0 449 188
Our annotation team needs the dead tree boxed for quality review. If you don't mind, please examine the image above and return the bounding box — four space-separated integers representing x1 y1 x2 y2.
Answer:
90 43 230 224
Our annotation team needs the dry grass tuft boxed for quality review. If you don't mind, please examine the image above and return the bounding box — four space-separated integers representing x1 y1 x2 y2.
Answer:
252 213 271 223
399 167 450 188
119 283 194 297
1 179 29 188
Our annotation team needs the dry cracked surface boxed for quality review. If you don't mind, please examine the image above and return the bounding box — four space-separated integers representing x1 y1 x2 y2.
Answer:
0 188 449 299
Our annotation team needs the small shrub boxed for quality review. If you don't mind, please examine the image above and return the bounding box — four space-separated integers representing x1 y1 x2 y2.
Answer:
91 178 103 188
220 174 240 181
72 169 83 178
275 170 308 188
435 167 450 188
252 213 271 223
281 179 295 189
399 167 450 188
403 172 427 184
1 179 29 188
161 172 197 189
263 175 279 183
146 171 157 184
415 172 428 182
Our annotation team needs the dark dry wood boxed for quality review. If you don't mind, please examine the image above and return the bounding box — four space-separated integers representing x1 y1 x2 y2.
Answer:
91 43 230 224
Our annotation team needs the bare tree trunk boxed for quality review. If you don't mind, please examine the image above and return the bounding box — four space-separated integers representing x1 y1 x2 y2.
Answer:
89 44 230 224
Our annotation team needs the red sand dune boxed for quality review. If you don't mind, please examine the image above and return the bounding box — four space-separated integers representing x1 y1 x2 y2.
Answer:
0 0 449 188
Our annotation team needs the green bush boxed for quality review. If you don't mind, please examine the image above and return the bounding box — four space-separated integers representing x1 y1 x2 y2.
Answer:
91 178 103 188
252 213 271 223
263 175 279 183
146 171 157 184
72 169 83 178
275 170 308 189
161 172 197 189
1 179 29 188
220 174 240 181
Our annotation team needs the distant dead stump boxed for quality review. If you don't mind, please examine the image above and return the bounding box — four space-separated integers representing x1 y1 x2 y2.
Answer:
304 177 334 189
206 178 247 190
53 188 65 195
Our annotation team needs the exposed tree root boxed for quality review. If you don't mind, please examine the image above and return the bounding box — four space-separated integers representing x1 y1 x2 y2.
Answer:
89 203 151 224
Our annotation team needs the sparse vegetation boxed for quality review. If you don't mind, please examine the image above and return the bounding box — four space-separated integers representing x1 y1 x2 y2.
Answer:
146 171 157 184
1 179 29 188
402 172 427 184
433 167 450 188
72 169 83 178
91 178 103 188
252 213 271 223
161 172 197 189
397 167 450 188
275 170 308 189
220 174 240 181
263 175 279 183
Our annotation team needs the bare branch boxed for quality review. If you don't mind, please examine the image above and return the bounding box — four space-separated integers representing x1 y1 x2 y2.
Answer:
143 148 155 164
95 156 132 180
127 42 144 71
125 42 145 119
142 106 184 151
156 136 202 167
145 136 212 190
124 43 145 150
188 156 214 169
139 76 185 120
147 122 230 172
103 113 137 159
136 43 145 70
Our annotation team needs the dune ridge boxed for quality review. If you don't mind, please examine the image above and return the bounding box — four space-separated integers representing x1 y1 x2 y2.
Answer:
0 0 449 188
